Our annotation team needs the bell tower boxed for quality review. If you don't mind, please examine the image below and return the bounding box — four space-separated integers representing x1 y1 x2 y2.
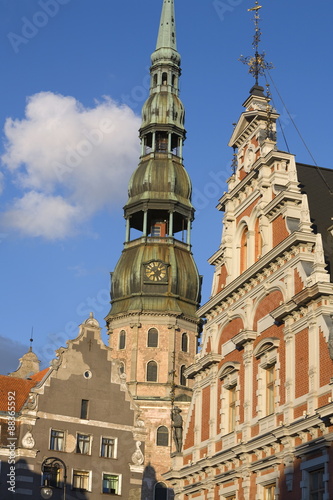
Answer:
105 0 201 493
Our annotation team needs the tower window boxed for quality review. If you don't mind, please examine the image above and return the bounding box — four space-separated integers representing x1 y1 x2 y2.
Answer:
172 74 176 87
147 361 158 382
180 365 186 386
162 72 168 85
119 330 126 350
153 73 158 87
156 132 168 152
148 328 159 347
181 333 188 352
155 482 168 500
156 426 169 446
151 221 167 237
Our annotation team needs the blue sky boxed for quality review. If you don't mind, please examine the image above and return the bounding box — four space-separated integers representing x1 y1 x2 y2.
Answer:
0 0 332 374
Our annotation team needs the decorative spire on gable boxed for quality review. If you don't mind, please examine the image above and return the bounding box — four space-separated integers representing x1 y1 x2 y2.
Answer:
240 1 273 88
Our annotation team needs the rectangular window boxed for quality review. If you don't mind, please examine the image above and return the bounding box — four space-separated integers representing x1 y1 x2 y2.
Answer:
102 473 120 495
228 386 237 432
43 465 61 488
80 399 89 420
73 470 90 491
266 365 275 415
264 484 275 500
101 437 116 458
50 429 64 451
76 434 91 455
309 469 324 500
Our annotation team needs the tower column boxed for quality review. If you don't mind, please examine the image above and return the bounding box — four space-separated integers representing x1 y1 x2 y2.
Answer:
125 218 131 242
143 210 148 237
169 211 174 237
187 219 191 246
168 132 172 154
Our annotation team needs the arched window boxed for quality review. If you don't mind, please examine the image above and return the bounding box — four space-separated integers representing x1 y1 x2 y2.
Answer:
148 328 158 347
240 226 248 273
154 482 168 500
255 218 262 261
156 426 169 447
119 362 125 375
172 74 176 87
147 361 158 382
153 73 158 87
180 365 186 386
181 333 188 352
162 72 168 85
119 330 126 350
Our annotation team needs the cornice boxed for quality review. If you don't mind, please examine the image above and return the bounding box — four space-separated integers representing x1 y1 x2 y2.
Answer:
198 232 317 318
271 283 333 323
185 353 222 379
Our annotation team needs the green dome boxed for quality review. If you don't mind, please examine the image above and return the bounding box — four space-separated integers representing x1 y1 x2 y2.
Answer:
107 239 200 320
141 92 185 129
126 157 193 210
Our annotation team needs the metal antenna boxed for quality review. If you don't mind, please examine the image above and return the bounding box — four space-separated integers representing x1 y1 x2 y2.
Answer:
240 1 273 85
29 327 34 351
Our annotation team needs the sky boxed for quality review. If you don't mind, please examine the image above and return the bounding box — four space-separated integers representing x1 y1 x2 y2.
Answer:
0 0 332 374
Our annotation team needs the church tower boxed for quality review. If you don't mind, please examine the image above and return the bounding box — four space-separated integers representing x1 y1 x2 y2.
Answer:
105 0 201 494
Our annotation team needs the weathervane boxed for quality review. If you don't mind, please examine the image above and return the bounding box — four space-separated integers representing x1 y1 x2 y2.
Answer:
240 1 273 86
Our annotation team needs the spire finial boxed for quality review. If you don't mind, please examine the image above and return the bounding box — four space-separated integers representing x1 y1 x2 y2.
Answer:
240 1 273 86
156 0 177 51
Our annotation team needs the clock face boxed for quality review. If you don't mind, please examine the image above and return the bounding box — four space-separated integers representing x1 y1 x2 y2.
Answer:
145 261 167 282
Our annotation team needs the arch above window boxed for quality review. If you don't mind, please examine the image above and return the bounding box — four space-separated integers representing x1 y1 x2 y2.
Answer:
147 360 158 382
156 426 169 447
218 361 240 390
254 337 280 370
253 338 280 359
148 328 158 347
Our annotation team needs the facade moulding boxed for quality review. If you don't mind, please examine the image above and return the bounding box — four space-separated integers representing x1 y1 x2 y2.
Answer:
271 282 333 323
199 232 318 318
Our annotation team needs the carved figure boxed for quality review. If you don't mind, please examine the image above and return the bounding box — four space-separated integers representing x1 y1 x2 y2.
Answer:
171 406 183 453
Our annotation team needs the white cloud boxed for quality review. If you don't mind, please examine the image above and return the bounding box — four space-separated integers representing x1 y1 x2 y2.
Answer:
1 92 141 239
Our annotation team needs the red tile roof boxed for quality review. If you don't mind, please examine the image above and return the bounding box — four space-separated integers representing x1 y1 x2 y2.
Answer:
0 368 50 412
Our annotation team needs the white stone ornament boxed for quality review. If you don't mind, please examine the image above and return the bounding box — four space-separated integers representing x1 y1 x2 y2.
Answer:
22 431 35 449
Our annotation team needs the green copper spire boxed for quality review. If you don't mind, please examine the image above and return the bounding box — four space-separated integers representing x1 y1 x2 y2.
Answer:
105 0 201 320
156 0 177 50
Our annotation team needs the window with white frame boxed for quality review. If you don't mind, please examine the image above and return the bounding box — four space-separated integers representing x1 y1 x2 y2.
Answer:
72 470 91 492
102 473 121 495
253 338 280 418
219 362 240 435
256 473 278 500
263 483 275 500
300 453 328 500
50 429 64 451
101 437 116 459
76 433 91 455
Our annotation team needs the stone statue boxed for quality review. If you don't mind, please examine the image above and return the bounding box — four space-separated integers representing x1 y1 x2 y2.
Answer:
171 406 183 453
